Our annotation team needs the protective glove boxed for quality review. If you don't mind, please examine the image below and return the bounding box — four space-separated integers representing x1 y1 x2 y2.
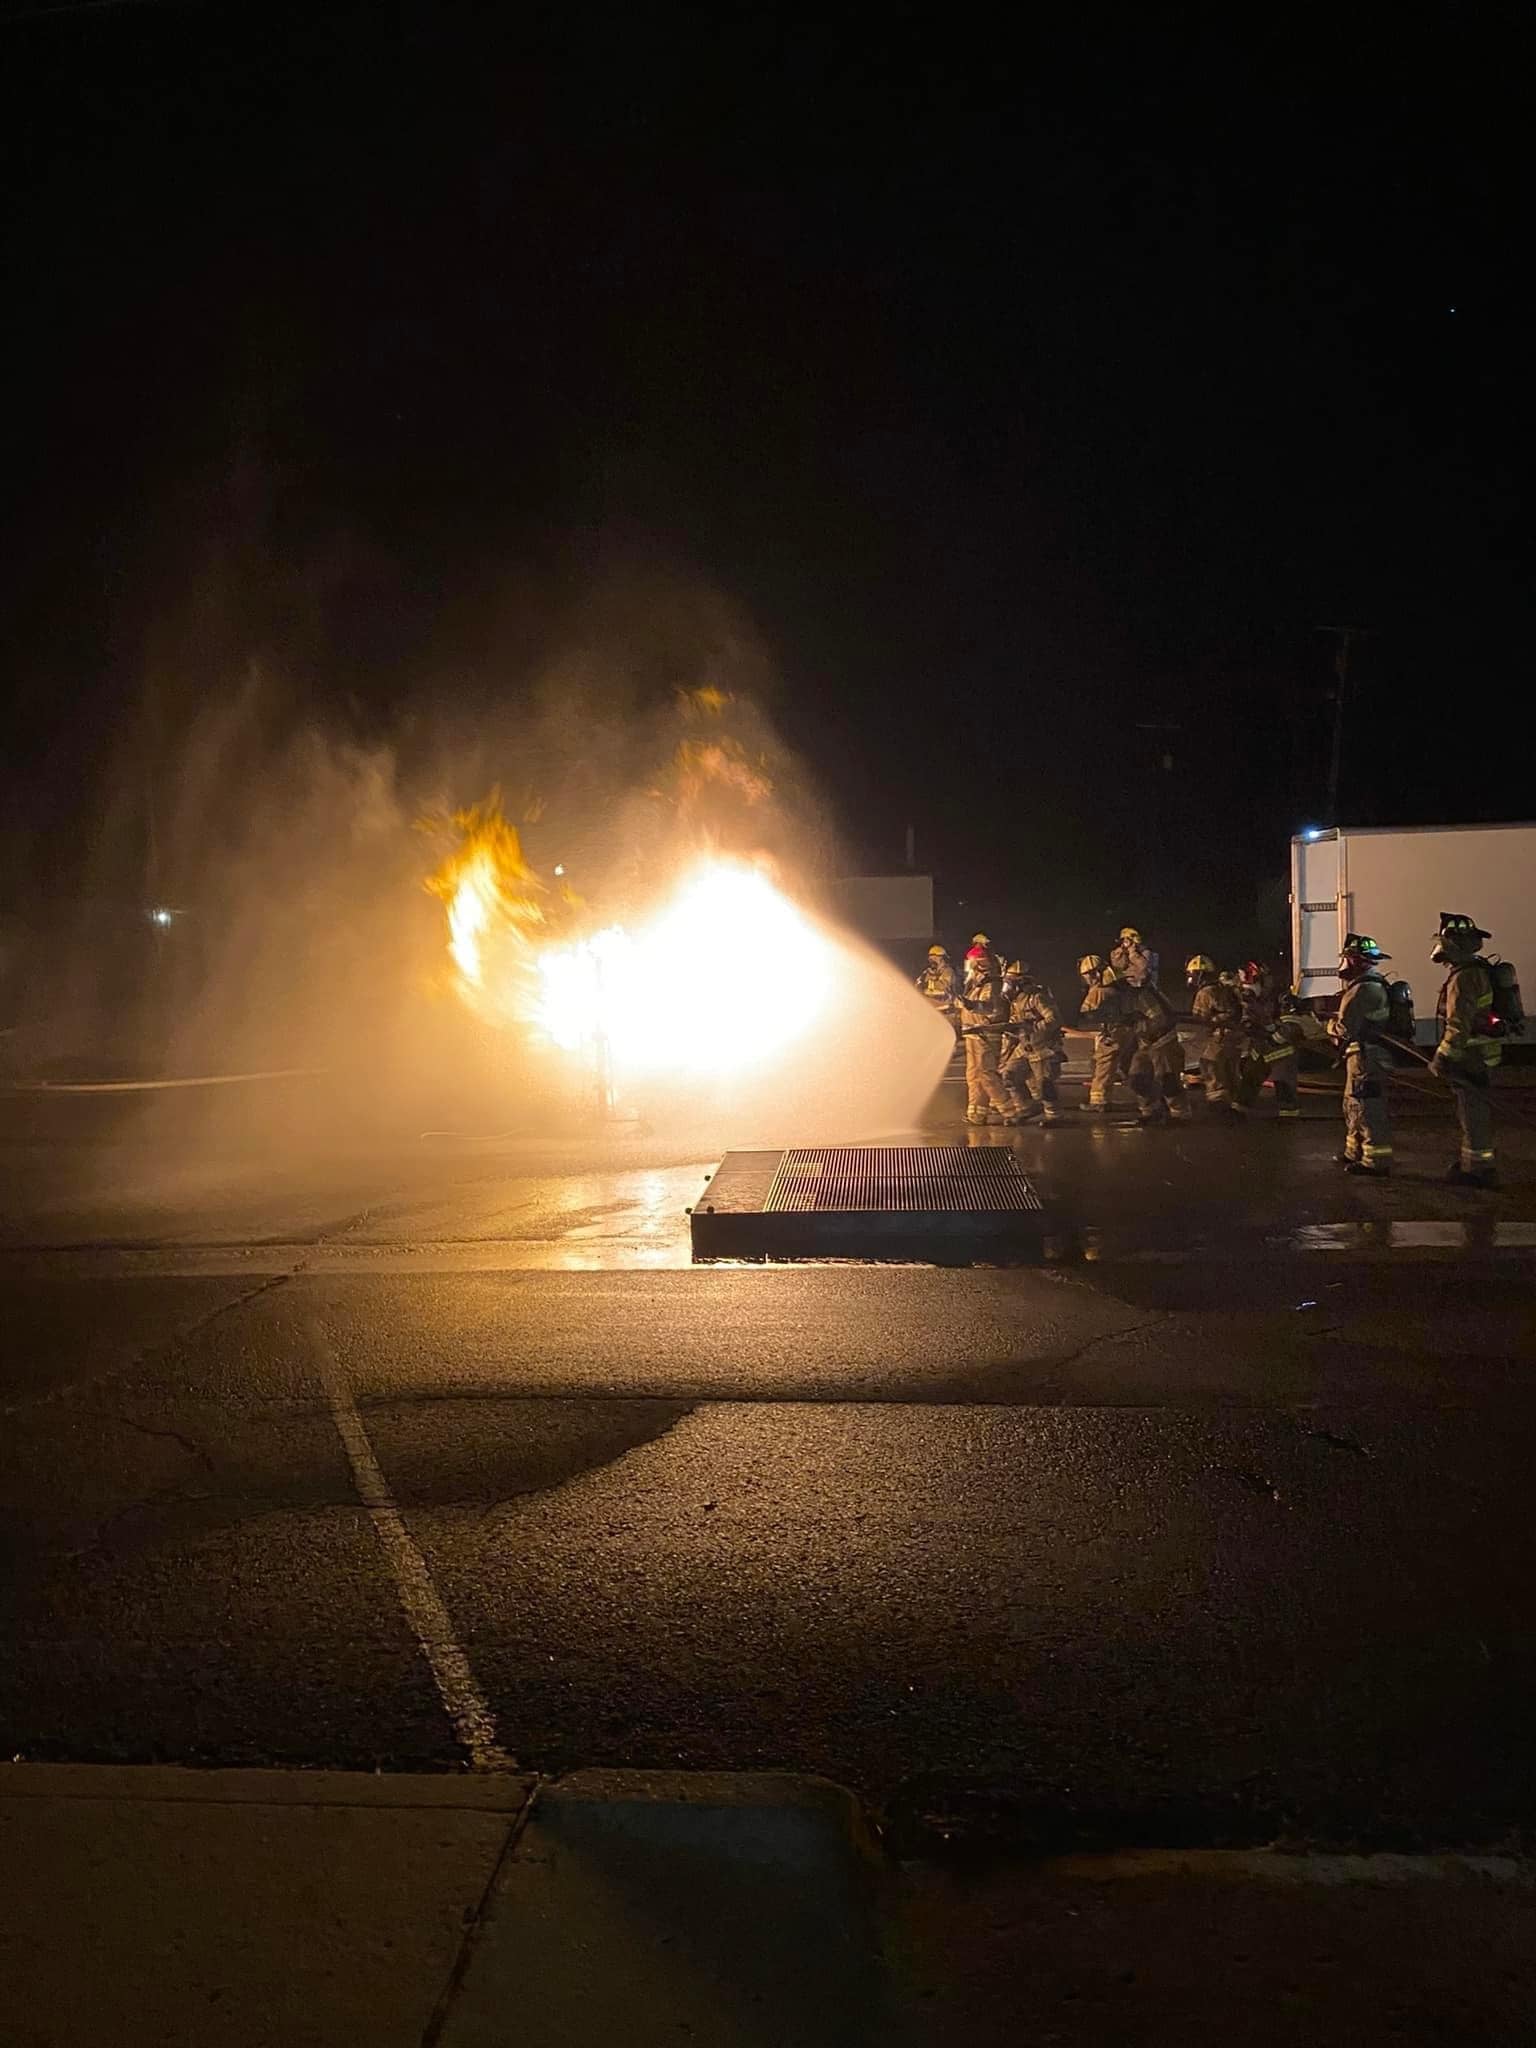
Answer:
1428 1051 1454 1080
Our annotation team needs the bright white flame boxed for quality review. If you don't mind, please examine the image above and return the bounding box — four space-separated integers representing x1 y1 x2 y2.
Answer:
534 862 833 1080
443 848 503 987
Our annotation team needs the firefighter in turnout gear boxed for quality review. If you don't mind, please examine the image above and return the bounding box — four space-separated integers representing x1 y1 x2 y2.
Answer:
1237 959 1300 1119
1125 978 1189 1122
1186 956 1245 1113
1328 935 1394 1175
1001 964 1067 1122
956 946 1024 1124
1431 912 1506 1188
915 944 957 1019
1079 955 1132 1112
1109 927 1155 987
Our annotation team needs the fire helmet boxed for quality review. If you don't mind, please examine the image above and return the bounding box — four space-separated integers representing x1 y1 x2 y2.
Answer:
1339 933 1389 977
1431 911 1490 964
1240 960 1265 983
1078 953 1105 977
965 945 992 966
1119 926 1142 942
1185 954 1215 976
970 931 991 947
1005 959 1030 981
927 944 948 958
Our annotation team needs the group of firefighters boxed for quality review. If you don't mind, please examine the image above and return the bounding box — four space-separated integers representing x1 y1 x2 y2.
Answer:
915 912 1517 1189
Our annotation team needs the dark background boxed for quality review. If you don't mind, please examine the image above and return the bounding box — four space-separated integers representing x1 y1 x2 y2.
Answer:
2 1 1531 979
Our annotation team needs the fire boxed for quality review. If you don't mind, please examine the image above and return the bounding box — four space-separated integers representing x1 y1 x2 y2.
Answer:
424 799 547 1027
444 845 500 986
533 863 833 1079
425 797 833 1093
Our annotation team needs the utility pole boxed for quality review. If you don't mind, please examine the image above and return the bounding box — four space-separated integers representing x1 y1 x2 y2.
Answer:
1316 626 1372 826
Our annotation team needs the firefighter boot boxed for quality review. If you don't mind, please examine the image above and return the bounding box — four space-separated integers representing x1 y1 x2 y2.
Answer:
1446 1161 1499 1190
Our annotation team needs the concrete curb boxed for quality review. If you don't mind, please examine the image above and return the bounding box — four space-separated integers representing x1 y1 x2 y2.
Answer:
0 1760 537 1811
436 1768 892 2047
0 1764 888 2048
5 1763 1534 2046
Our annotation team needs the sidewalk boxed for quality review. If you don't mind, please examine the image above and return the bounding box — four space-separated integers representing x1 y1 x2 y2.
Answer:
0 1764 888 2048
4 1763 1534 2046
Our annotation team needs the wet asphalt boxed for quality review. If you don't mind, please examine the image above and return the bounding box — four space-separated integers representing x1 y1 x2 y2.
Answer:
2 1059 1534 1850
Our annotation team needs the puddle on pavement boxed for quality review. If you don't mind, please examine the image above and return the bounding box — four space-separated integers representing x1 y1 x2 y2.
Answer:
1275 1219 1536 1255
1066 1219 1536 1262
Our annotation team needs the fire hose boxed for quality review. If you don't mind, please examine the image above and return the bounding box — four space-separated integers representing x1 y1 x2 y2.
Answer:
1377 1034 1536 1128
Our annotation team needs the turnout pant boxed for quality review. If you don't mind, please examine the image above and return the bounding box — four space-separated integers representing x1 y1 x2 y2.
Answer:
1002 1044 1063 1114
1341 1048 1392 1166
1201 1027 1243 1107
964 1032 1020 1117
1129 1031 1186 1121
1239 1038 1300 1115
1088 1029 1131 1106
1448 1065 1495 1172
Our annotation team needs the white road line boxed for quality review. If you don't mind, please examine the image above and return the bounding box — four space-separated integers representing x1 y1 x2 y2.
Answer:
308 1321 514 1772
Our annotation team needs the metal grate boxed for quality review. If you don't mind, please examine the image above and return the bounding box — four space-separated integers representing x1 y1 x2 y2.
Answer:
763 1145 1043 1215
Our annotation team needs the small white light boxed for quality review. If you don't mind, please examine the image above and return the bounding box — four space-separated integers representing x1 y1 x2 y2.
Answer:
553 864 565 877
1302 827 1323 842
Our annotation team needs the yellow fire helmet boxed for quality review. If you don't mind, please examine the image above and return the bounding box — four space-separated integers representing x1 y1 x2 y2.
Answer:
1078 953 1105 976
1005 959 1028 980
1185 954 1214 975
927 943 948 957
970 931 991 948
1120 926 1142 942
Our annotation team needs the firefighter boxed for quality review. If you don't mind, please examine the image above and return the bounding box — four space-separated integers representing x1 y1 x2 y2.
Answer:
1328 934 1393 1176
1186 955 1244 1114
955 945 1025 1124
1079 954 1132 1113
1125 977 1188 1122
1001 963 1067 1122
1237 959 1300 1120
1109 926 1155 987
1431 912 1502 1188
915 944 957 1018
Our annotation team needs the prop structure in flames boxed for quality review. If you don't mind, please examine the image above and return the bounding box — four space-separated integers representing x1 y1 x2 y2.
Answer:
428 803 833 1111
423 693 951 1135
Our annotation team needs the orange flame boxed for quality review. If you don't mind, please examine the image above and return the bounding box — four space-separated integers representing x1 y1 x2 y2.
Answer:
423 796 546 1019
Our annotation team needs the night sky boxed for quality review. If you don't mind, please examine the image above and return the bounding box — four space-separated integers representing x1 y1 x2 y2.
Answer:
3 2 1531 959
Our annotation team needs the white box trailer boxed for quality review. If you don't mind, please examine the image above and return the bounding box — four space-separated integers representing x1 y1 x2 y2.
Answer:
1291 823 1536 1040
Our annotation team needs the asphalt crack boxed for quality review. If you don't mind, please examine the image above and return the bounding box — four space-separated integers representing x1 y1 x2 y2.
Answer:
98 1411 215 1470
0 1269 296 1418
1045 1314 1171 1375
1305 1426 1371 1458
